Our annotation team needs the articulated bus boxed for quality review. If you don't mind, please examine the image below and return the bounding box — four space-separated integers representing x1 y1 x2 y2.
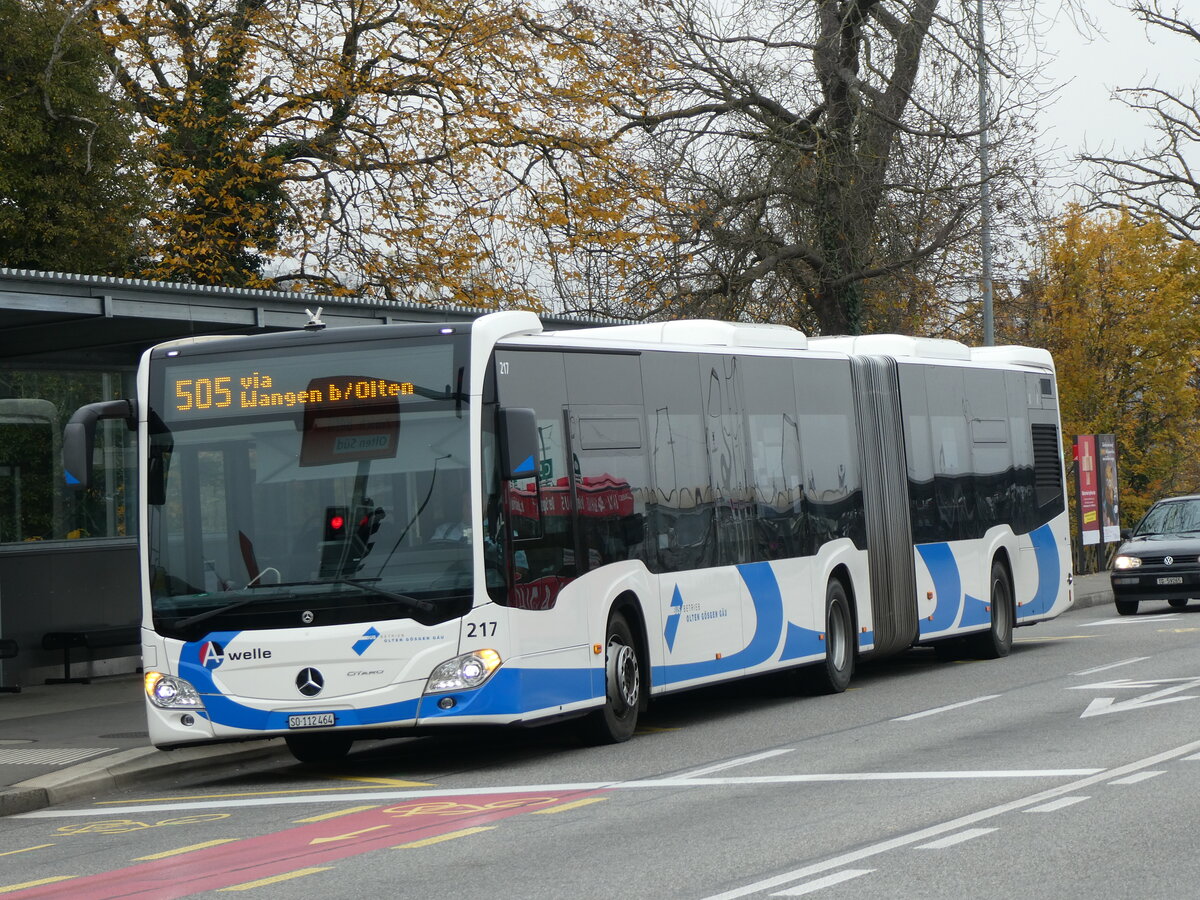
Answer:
64 312 1072 763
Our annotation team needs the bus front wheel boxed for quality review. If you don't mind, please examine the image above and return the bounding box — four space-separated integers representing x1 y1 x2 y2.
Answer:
582 611 641 744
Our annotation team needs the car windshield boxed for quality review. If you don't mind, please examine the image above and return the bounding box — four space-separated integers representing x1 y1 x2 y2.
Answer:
1135 499 1200 536
146 335 476 638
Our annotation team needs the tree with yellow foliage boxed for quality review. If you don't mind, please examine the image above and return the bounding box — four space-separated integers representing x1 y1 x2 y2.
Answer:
84 0 667 304
1016 207 1200 527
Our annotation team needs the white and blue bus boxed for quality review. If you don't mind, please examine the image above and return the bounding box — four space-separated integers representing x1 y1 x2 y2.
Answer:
64 312 1072 763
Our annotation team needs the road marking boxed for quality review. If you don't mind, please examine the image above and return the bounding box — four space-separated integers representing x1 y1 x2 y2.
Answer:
326 775 433 788
697 735 1200 900
530 797 607 814
1077 676 1200 718
0 877 75 894
104 785 408 803
1074 657 1149 676
1184 753 1200 761
679 749 794 778
770 869 874 896
915 827 997 849
217 867 333 891
892 695 1000 721
134 839 238 860
1109 771 1164 785
309 824 391 845
0 844 54 857
1083 614 1180 627
392 826 495 848
20 769 1105 817
1026 796 1089 813
293 805 380 823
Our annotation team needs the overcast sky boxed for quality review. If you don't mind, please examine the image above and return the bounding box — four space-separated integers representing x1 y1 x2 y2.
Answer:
1039 0 1197 202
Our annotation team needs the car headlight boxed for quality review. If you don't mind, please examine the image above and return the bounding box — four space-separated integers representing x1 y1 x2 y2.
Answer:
1113 555 1142 569
424 649 502 694
144 672 205 709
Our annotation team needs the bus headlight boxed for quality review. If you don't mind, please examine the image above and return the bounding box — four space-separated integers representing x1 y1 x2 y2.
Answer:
1113 555 1142 569
424 649 502 694
144 672 205 709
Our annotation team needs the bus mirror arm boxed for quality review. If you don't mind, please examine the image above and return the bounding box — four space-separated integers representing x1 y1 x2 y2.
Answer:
63 399 137 490
498 407 539 482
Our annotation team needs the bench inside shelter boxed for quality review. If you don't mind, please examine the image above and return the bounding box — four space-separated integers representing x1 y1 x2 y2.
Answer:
41 625 140 684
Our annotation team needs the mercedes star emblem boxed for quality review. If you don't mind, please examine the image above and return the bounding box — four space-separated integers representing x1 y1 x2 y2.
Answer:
296 667 324 696
301 610 315 624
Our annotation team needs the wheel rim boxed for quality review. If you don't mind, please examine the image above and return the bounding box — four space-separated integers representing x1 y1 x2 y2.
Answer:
607 639 639 713
993 574 1012 643
828 601 848 670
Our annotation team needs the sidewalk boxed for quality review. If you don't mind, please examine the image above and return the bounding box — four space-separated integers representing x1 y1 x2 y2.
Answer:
0 572 1116 818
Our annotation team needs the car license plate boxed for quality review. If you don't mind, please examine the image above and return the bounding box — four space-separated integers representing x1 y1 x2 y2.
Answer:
1158 576 1184 585
288 713 335 729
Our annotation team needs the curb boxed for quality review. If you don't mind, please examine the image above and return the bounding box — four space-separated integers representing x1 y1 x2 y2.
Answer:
0 739 288 817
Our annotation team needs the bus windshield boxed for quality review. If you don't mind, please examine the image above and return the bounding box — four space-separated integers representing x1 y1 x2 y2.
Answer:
146 335 474 639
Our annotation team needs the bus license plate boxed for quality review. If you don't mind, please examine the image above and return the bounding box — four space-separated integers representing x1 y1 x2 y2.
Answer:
288 713 335 729
1158 576 1184 585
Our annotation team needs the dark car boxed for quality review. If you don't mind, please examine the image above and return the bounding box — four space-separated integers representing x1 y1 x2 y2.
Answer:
1110 495 1200 615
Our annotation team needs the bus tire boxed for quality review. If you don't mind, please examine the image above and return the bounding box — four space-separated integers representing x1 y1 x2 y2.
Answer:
582 611 641 744
285 732 354 765
1115 599 1139 616
806 578 854 695
969 561 1013 659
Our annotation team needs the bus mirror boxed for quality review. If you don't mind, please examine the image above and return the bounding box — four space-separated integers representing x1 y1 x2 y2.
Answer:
499 408 538 481
63 399 137 490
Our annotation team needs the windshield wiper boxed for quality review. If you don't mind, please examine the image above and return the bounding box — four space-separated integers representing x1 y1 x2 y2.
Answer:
326 579 436 614
173 590 301 630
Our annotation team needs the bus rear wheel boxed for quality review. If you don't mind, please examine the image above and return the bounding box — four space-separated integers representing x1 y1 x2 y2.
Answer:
285 732 354 765
969 561 1013 659
581 611 641 744
803 578 854 695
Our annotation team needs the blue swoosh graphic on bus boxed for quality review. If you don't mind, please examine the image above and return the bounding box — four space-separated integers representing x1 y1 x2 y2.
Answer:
916 543 963 635
1022 523 1060 618
653 561 786 685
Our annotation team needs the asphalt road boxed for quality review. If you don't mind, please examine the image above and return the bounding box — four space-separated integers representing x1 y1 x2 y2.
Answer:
4 599 1200 899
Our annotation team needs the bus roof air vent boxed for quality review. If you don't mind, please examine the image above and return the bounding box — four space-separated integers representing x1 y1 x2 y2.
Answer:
551 319 807 350
808 334 971 361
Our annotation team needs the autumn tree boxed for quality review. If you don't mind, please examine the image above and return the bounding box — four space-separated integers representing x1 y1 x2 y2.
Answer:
83 0 668 303
1083 2 1200 241
0 0 146 274
581 0 1056 335
1016 207 1200 526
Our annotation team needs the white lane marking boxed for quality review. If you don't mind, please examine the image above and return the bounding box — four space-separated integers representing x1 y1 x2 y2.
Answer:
1184 753 1200 761
16 769 1105 818
1078 676 1200 718
769 870 874 896
680 749 794 779
1073 658 1150 676
696 735 1200 900
892 695 1000 721
915 827 997 850
1070 678 1199 690
1083 615 1180 627
1025 796 1089 813
1108 771 1165 785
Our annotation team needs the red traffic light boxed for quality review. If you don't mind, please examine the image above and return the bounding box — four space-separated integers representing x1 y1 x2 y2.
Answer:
329 514 346 531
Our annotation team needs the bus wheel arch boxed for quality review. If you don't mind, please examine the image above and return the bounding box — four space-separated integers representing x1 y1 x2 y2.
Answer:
581 591 647 744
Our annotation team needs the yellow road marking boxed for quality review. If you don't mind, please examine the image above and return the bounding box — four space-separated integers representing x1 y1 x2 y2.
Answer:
103 784 412 804
0 844 54 857
309 825 390 845
134 839 238 860
218 867 333 891
392 826 494 849
1015 635 1096 642
327 776 434 788
293 805 380 823
530 797 607 815
0 877 76 893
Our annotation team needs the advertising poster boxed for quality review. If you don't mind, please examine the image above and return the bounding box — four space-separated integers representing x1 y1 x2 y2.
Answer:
1074 434 1100 546
1097 434 1120 542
